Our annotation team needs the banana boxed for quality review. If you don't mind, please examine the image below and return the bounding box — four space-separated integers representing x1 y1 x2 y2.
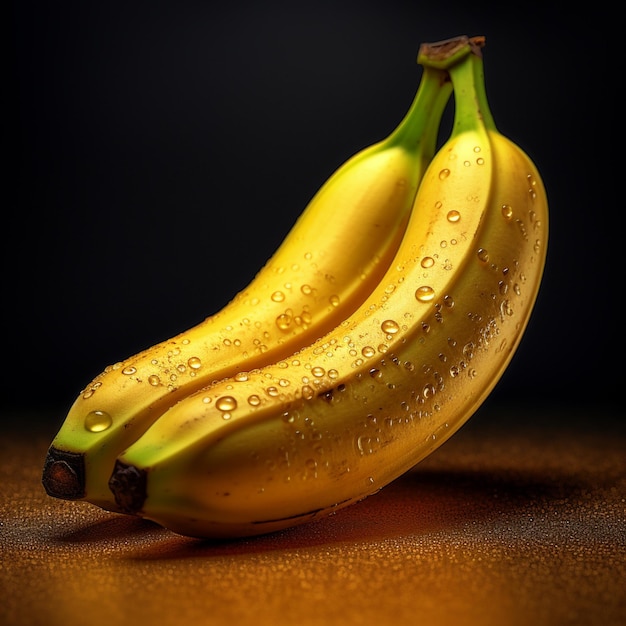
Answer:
42 55 454 510
107 36 549 538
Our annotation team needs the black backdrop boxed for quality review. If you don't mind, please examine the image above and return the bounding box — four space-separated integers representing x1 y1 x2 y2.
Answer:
7 1 618 426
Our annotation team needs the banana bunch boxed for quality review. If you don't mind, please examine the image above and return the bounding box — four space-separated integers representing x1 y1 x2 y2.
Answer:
42 42 453 510
43 35 548 539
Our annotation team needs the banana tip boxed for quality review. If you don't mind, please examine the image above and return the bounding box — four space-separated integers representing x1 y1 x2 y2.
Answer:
108 461 147 515
42 447 86 500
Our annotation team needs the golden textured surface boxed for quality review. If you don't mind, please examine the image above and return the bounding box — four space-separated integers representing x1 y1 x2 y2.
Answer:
1 404 625 626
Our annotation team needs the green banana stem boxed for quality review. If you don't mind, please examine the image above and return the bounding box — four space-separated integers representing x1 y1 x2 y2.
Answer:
449 50 497 135
418 35 497 136
467 49 497 132
388 65 452 153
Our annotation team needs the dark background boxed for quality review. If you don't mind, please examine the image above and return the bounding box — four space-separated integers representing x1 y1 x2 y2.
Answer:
7 1 618 429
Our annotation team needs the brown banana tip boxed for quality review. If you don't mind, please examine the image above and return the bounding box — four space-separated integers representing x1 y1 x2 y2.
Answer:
108 460 147 515
42 447 86 500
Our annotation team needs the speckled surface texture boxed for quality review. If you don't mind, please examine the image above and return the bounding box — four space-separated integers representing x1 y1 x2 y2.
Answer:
2 403 624 626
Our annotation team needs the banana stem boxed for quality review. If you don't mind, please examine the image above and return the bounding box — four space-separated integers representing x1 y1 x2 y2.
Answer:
388 65 452 153
449 51 497 135
469 51 497 131
418 35 497 136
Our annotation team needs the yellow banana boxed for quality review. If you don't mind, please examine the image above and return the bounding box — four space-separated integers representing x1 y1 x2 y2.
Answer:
107 36 549 538
42 55 453 510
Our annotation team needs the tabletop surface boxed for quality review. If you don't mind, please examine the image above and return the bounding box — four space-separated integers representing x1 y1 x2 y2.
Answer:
1 403 624 626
